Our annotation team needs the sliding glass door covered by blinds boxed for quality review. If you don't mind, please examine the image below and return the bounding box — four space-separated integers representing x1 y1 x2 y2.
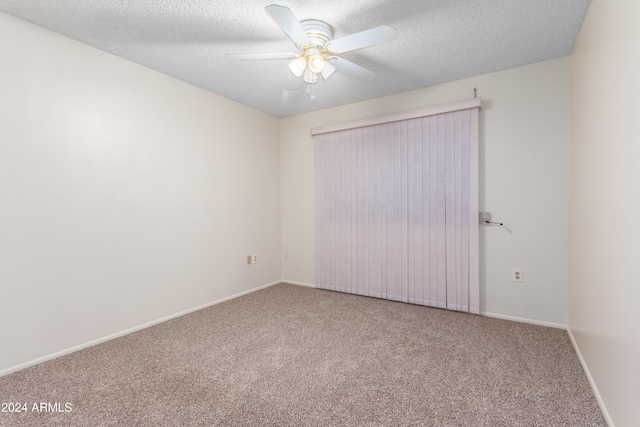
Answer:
314 105 479 313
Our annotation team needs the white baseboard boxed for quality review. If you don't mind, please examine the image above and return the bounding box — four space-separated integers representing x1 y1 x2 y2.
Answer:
0 280 281 378
481 311 567 329
567 328 615 427
279 286 566 330
281 280 316 288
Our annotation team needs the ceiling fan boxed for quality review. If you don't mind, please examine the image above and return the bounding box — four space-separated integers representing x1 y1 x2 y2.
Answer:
224 4 397 98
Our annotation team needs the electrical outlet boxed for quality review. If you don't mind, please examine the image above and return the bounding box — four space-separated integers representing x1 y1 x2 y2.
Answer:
252 254 258 264
284 252 288 261
512 268 523 283
247 255 252 265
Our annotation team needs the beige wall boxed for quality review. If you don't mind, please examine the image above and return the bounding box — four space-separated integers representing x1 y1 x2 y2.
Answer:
569 0 640 425
0 12 281 374
281 57 571 327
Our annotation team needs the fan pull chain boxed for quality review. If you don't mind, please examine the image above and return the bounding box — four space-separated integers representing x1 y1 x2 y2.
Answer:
306 83 316 101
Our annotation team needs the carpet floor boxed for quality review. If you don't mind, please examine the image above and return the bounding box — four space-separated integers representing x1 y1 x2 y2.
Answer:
0 283 606 426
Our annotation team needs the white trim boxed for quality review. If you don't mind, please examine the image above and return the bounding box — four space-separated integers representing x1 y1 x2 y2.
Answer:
481 311 567 329
567 328 615 427
0 280 281 378
310 98 483 136
288 285 567 331
281 280 316 288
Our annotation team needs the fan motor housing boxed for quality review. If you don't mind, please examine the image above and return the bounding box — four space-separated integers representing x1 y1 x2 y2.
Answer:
300 19 334 47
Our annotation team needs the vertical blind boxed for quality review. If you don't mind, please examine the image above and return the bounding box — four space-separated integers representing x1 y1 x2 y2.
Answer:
314 103 479 313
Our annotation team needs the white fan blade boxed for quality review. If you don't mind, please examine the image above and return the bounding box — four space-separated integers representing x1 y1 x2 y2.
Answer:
224 52 298 61
265 4 311 48
328 25 397 54
332 58 377 80
285 77 303 91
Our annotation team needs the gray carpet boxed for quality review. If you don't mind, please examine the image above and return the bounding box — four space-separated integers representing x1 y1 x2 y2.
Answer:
0 283 605 426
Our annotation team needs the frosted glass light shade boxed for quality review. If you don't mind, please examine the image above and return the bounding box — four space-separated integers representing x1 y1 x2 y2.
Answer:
321 61 336 80
288 56 307 77
307 54 325 74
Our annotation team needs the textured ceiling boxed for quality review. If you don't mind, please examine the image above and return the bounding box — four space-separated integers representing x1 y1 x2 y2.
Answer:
0 0 591 117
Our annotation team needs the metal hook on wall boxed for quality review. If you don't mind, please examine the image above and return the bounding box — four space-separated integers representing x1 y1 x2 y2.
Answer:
479 212 503 226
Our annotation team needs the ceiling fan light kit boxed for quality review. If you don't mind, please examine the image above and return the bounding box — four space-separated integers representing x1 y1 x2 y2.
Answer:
288 56 307 77
321 61 336 80
307 54 325 74
225 4 398 100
